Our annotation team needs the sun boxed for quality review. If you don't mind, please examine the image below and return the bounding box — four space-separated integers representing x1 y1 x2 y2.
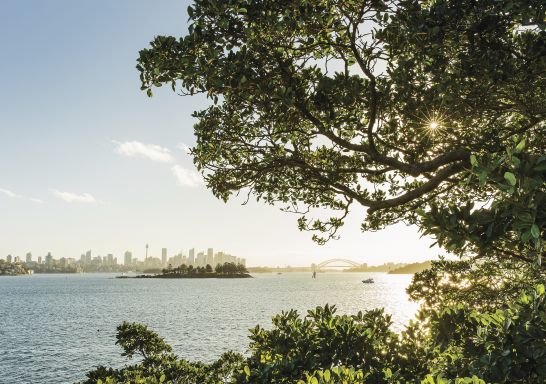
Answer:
420 110 447 137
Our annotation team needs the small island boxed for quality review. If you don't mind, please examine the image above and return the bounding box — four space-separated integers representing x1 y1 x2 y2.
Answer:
120 262 252 279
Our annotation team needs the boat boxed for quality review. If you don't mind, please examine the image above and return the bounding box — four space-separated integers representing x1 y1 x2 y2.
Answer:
362 278 374 284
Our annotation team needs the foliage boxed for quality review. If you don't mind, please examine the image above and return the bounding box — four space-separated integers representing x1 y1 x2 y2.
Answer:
410 140 545 310
419 140 545 264
299 368 486 384
243 305 400 383
160 262 248 276
136 0 545 244
408 258 544 311
115 322 172 360
426 284 546 383
82 286 546 383
214 262 249 275
0 259 29 275
84 323 244 384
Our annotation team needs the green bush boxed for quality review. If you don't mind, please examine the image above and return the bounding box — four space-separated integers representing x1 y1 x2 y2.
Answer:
82 285 546 384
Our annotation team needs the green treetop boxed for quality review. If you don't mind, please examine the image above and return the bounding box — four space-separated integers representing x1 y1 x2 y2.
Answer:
137 0 544 244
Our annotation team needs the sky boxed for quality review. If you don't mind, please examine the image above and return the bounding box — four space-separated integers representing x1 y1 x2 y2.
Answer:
0 0 442 266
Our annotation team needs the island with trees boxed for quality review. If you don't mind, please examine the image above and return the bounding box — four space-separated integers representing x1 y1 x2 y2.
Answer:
127 262 251 279
86 0 545 383
0 260 30 276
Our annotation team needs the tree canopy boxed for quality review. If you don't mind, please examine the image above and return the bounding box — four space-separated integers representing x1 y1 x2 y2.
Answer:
137 0 545 245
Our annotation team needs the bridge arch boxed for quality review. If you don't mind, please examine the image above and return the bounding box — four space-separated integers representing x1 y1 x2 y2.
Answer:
315 259 362 270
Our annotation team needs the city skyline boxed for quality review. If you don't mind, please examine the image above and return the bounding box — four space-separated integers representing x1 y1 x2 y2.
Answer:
2 246 246 273
0 243 431 268
1 246 244 264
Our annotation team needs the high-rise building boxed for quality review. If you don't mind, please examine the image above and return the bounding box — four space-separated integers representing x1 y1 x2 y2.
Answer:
214 251 224 267
25 252 32 263
107 254 114 266
188 248 195 266
206 248 214 266
162 248 167 266
38 256 42 264
14 256 21 263
85 250 92 265
45 252 53 266
6 255 12 263
124 251 132 266
196 252 205 267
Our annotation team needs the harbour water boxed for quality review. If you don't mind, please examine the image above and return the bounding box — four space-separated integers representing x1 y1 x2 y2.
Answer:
0 272 418 383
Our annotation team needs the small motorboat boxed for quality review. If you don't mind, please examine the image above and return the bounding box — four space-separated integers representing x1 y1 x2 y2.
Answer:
362 278 374 284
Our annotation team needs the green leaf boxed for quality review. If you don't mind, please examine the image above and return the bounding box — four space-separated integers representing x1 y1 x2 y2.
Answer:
531 224 540 239
470 154 478 167
479 170 488 185
504 172 517 186
324 370 331 381
515 138 526 151
533 163 546 172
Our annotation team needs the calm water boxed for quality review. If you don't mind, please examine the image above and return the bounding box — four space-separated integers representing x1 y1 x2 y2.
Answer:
0 272 418 383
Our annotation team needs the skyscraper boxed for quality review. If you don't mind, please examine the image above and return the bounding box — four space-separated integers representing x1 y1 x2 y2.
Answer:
161 248 167 266
25 252 32 263
214 251 224 267
188 248 195 266
196 251 205 267
124 251 132 266
6 255 12 263
206 248 214 266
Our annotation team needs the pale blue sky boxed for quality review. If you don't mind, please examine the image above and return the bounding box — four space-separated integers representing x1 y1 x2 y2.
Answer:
0 0 440 266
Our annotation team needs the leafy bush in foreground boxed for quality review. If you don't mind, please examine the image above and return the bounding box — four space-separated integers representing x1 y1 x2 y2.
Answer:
82 285 546 384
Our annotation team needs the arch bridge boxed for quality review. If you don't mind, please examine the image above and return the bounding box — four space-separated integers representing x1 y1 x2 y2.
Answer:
314 259 362 270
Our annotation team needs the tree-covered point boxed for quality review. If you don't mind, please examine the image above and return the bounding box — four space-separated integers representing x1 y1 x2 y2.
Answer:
151 262 250 278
